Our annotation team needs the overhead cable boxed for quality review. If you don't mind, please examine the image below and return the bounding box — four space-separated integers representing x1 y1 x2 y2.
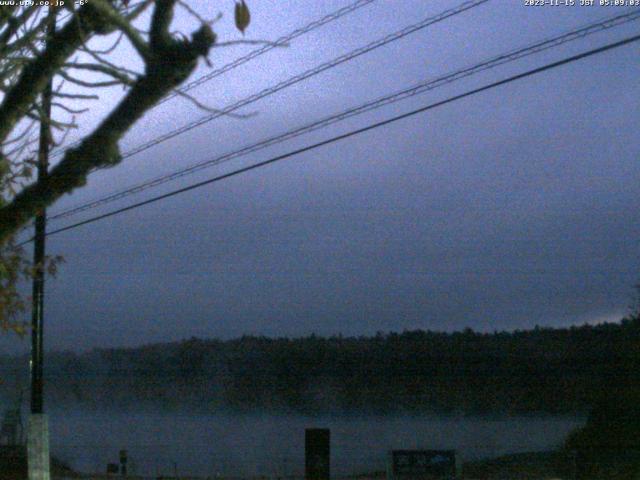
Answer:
49 9 640 222
104 0 491 160
21 32 640 244
48 0 376 158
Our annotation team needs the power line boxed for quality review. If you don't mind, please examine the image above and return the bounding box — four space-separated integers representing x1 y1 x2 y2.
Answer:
21 33 640 244
49 9 640 222
49 0 377 158
105 0 490 160
161 0 377 103
52 0 376 157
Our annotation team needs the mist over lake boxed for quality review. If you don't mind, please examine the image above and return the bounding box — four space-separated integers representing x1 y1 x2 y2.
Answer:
46 409 583 477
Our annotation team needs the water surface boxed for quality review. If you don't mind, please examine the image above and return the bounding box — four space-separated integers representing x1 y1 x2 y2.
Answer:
47 410 584 477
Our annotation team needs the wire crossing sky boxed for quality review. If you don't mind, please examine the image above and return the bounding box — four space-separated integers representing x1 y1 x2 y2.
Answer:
49 0 378 159
22 32 639 243
48 8 640 223
116 0 490 161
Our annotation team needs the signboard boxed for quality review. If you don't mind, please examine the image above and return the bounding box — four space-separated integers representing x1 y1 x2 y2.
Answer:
388 450 457 480
305 428 330 480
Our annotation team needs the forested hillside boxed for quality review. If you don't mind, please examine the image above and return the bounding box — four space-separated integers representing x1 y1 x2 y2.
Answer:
1 318 638 414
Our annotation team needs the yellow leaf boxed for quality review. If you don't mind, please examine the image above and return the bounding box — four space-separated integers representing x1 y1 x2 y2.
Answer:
234 1 250 35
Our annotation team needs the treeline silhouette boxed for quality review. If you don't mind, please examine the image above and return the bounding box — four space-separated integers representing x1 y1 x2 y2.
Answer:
1 318 639 414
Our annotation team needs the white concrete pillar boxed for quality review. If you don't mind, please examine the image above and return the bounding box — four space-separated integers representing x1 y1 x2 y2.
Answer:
27 413 50 480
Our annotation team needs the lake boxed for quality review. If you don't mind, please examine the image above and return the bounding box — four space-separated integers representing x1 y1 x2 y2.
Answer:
45 410 584 477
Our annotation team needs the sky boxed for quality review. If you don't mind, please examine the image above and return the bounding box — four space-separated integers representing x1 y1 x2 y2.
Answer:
3 0 640 353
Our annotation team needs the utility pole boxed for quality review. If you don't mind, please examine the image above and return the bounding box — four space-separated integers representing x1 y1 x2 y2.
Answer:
28 7 56 480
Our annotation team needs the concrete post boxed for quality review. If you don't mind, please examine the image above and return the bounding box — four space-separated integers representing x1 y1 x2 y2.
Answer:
27 414 50 480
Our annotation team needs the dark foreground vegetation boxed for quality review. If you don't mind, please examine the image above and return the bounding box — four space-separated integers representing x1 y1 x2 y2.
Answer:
1 317 639 414
0 446 76 480
557 385 640 479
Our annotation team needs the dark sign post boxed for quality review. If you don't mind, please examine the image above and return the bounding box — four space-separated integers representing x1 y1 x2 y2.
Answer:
119 450 128 476
305 428 330 480
388 450 458 480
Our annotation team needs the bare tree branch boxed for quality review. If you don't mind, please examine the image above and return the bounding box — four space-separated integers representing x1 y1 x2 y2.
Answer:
90 0 151 61
0 0 217 242
0 3 119 144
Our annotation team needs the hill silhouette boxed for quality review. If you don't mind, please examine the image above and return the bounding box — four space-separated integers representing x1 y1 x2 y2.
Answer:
1 318 638 414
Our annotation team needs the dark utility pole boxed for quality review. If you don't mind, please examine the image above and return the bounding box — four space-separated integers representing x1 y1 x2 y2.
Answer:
28 9 56 480
30 10 55 416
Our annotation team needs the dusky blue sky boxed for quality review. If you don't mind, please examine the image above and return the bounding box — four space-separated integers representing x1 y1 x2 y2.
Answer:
4 0 640 353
